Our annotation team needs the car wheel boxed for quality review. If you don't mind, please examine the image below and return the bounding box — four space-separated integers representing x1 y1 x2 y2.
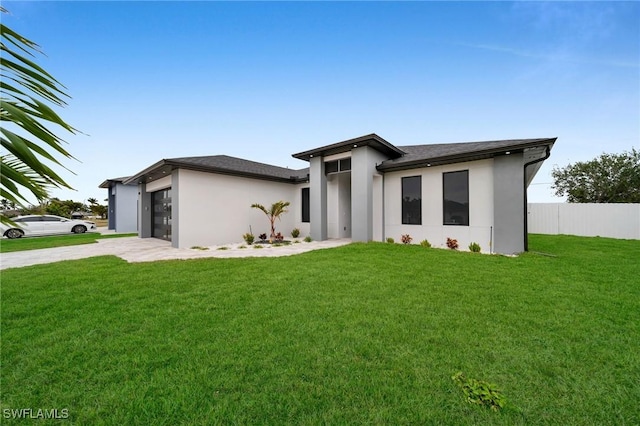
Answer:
72 225 87 234
5 229 24 239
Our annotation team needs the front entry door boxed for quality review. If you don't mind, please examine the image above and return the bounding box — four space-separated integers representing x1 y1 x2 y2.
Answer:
152 189 172 241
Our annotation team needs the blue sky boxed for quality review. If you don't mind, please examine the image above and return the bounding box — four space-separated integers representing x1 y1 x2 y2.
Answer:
3 1 639 204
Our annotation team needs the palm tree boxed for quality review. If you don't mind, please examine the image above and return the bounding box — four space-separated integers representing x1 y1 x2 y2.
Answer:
1 7 78 224
251 201 290 240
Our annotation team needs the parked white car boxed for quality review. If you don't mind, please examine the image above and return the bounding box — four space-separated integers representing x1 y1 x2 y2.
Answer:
1 215 97 239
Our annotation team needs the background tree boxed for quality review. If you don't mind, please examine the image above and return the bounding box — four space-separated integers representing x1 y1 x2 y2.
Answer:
251 201 290 239
87 197 107 218
1 7 78 224
43 198 84 217
92 204 107 219
551 149 640 203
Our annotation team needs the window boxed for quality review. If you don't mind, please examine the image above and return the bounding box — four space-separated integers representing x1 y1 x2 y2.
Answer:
339 158 351 172
16 217 40 223
402 176 421 225
42 216 62 222
325 161 338 174
443 170 469 226
324 158 351 175
301 187 310 223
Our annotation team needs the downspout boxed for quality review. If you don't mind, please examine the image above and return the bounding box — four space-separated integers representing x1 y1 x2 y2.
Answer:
523 145 551 251
381 171 385 242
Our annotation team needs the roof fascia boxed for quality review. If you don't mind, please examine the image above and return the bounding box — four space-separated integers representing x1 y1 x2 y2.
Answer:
292 133 405 161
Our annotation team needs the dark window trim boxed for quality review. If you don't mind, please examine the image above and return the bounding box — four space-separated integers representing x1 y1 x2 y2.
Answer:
443 170 469 226
325 158 352 175
301 187 310 223
401 175 422 225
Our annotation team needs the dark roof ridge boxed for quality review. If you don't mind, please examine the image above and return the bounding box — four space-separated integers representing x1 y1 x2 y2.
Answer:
167 154 307 174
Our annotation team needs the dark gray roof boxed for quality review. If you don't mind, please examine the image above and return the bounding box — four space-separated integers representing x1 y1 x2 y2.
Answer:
124 155 309 185
170 155 309 180
122 135 556 186
292 133 405 161
378 138 556 171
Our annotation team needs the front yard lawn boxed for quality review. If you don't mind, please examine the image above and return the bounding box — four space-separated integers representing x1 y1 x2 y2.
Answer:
0 232 137 253
1 235 639 424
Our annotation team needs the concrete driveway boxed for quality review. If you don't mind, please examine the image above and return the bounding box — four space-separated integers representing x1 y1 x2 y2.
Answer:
0 235 351 270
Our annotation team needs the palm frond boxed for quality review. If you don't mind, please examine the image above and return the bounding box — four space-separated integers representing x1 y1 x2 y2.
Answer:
0 9 78 224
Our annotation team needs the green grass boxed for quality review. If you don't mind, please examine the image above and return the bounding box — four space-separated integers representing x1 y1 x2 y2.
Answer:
0 233 137 253
1 235 639 424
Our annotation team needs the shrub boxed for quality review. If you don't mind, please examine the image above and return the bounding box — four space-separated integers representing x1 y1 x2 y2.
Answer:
190 246 209 251
242 232 255 245
451 372 506 411
274 232 284 242
304 236 312 242
258 233 267 241
291 228 300 238
216 246 229 251
238 245 247 249
253 244 263 249
401 234 412 244
446 238 459 250
420 239 431 248
469 242 481 253
386 237 395 244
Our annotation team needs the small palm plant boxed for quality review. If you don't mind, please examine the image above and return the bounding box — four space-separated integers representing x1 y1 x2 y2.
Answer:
251 201 290 240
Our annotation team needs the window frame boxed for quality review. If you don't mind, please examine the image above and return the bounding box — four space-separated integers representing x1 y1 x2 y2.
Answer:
301 187 310 223
324 161 339 174
401 175 422 225
442 170 469 226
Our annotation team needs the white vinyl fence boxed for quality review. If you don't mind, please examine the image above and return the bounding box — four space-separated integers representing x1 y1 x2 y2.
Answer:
527 203 640 240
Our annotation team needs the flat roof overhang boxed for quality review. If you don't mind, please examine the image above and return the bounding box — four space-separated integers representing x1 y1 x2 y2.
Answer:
292 133 405 162
99 177 133 188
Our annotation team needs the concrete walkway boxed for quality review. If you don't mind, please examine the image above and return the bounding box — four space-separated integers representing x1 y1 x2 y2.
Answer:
0 235 352 270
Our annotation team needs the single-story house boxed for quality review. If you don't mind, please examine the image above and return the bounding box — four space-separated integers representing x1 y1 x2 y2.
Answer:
118 133 555 254
99 177 138 233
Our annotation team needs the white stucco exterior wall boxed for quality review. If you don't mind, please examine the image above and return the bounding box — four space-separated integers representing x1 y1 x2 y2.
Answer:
174 169 304 248
146 175 172 192
384 159 494 252
112 183 138 233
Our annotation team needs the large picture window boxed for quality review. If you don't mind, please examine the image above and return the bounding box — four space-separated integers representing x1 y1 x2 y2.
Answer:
443 170 469 226
402 176 421 225
301 187 310 223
